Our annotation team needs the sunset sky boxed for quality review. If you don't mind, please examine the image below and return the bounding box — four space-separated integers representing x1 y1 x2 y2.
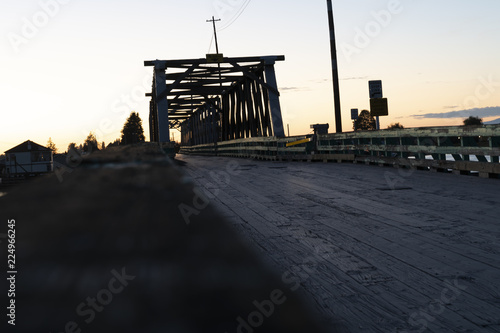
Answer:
1 0 499 154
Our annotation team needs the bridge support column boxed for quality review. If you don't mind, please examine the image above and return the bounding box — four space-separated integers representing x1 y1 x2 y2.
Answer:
154 64 170 143
264 59 285 137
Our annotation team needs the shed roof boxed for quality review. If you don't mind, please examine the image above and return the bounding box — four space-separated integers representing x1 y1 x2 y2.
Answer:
5 140 51 153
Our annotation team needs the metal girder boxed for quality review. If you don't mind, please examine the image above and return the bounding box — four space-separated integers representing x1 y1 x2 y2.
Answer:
155 64 199 102
169 87 226 96
154 65 170 143
144 56 284 68
164 67 253 79
172 82 233 90
229 62 279 96
146 55 285 145
168 104 203 109
264 61 285 137
169 96 205 102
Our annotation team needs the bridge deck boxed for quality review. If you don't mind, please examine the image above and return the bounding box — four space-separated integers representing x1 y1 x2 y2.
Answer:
177 154 500 333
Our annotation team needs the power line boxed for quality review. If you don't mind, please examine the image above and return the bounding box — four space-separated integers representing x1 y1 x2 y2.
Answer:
219 0 252 31
207 33 214 53
207 0 252 52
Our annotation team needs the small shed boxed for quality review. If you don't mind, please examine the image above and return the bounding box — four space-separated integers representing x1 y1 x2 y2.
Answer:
4 140 53 176
0 156 5 175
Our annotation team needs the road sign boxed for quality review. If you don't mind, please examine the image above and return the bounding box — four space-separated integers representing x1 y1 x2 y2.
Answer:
351 109 359 120
370 98 389 116
369 80 383 99
206 53 224 63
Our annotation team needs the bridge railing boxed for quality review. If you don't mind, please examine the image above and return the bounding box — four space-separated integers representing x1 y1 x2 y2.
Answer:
180 125 500 178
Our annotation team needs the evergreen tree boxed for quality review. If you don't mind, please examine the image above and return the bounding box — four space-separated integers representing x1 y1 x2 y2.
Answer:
108 138 121 147
463 116 483 126
387 123 404 129
353 110 376 131
66 142 79 153
121 112 145 145
83 132 99 153
67 142 77 152
47 137 57 153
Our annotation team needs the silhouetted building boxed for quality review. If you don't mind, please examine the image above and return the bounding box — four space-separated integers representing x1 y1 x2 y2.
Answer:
4 140 53 176
0 156 5 175
311 123 330 135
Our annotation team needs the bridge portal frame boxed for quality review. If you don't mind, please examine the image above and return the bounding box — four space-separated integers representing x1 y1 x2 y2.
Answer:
145 56 286 145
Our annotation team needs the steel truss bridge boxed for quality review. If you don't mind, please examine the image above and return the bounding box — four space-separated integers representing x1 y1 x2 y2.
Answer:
145 56 285 146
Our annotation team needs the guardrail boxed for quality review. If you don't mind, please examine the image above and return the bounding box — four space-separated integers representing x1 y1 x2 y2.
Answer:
180 125 500 178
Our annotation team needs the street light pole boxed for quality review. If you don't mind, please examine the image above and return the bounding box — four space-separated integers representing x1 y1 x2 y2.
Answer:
326 0 343 133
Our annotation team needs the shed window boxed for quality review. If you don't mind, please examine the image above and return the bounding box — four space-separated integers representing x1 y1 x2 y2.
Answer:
31 152 51 162
31 152 41 162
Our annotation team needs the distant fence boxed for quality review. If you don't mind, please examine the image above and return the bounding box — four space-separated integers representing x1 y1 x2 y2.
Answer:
180 125 500 178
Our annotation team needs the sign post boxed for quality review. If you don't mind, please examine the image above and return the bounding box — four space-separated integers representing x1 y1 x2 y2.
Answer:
369 80 383 99
369 98 389 116
368 80 388 130
351 108 359 120
351 108 359 131
206 54 224 63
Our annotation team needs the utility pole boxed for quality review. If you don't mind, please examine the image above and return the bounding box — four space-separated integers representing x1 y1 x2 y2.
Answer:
207 16 221 55
206 16 223 88
326 0 343 133
206 16 222 151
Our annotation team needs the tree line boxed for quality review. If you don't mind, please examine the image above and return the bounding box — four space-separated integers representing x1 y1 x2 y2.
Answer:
48 112 145 154
353 110 404 131
353 111 484 131
42 112 488 155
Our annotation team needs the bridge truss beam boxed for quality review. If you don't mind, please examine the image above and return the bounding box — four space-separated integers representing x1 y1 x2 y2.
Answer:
145 56 285 145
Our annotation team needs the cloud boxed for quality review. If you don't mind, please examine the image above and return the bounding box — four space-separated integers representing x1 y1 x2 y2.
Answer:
412 106 500 119
280 86 310 92
424 80 453 84
309 79 329 84
341 76 369 81
485 118 500 124
307 77 369 83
